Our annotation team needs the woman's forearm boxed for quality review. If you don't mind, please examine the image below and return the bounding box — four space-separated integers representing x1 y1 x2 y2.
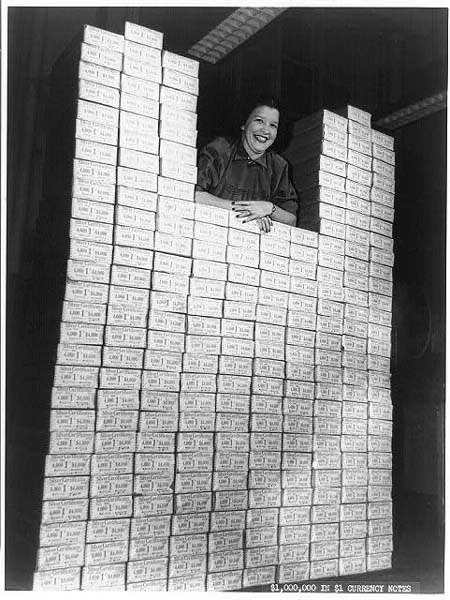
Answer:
271 204 297 227
195 190 233 211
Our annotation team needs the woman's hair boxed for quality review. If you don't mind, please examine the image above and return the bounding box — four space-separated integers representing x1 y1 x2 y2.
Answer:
240 95 281 125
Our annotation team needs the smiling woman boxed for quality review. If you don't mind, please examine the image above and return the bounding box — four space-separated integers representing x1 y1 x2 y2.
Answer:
195 97 299 232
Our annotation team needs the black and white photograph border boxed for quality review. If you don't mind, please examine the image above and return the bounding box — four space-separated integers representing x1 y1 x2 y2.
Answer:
2 0 447 596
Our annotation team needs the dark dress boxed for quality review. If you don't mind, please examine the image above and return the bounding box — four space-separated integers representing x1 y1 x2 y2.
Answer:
197 137 298 220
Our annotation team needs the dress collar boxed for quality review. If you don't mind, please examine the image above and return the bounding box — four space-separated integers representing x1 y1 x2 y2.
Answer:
234 138 268 169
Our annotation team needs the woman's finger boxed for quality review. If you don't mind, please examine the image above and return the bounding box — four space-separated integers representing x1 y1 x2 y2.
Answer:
256 218 265 232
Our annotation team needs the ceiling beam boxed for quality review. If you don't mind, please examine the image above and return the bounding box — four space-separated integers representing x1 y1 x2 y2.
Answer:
375 91 447 130
188 7 286 64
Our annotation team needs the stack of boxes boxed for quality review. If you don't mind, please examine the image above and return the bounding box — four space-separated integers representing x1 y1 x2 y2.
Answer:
367 125 395 573
32 21 195 591
34 25 124 592
244 221 286 588
33 20 395 591
155 41 204 597
284 104 394 578
114 23 166 593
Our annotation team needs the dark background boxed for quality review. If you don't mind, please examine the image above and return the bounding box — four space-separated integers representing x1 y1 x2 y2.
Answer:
6 6 447 592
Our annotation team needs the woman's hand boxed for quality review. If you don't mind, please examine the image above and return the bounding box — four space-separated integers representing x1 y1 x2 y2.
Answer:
232 200 273 222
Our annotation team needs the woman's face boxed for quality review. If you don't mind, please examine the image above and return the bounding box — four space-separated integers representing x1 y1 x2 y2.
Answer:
241 105 279 158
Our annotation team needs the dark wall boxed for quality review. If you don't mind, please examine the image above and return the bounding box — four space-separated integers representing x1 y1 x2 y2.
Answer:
390 112 446 576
